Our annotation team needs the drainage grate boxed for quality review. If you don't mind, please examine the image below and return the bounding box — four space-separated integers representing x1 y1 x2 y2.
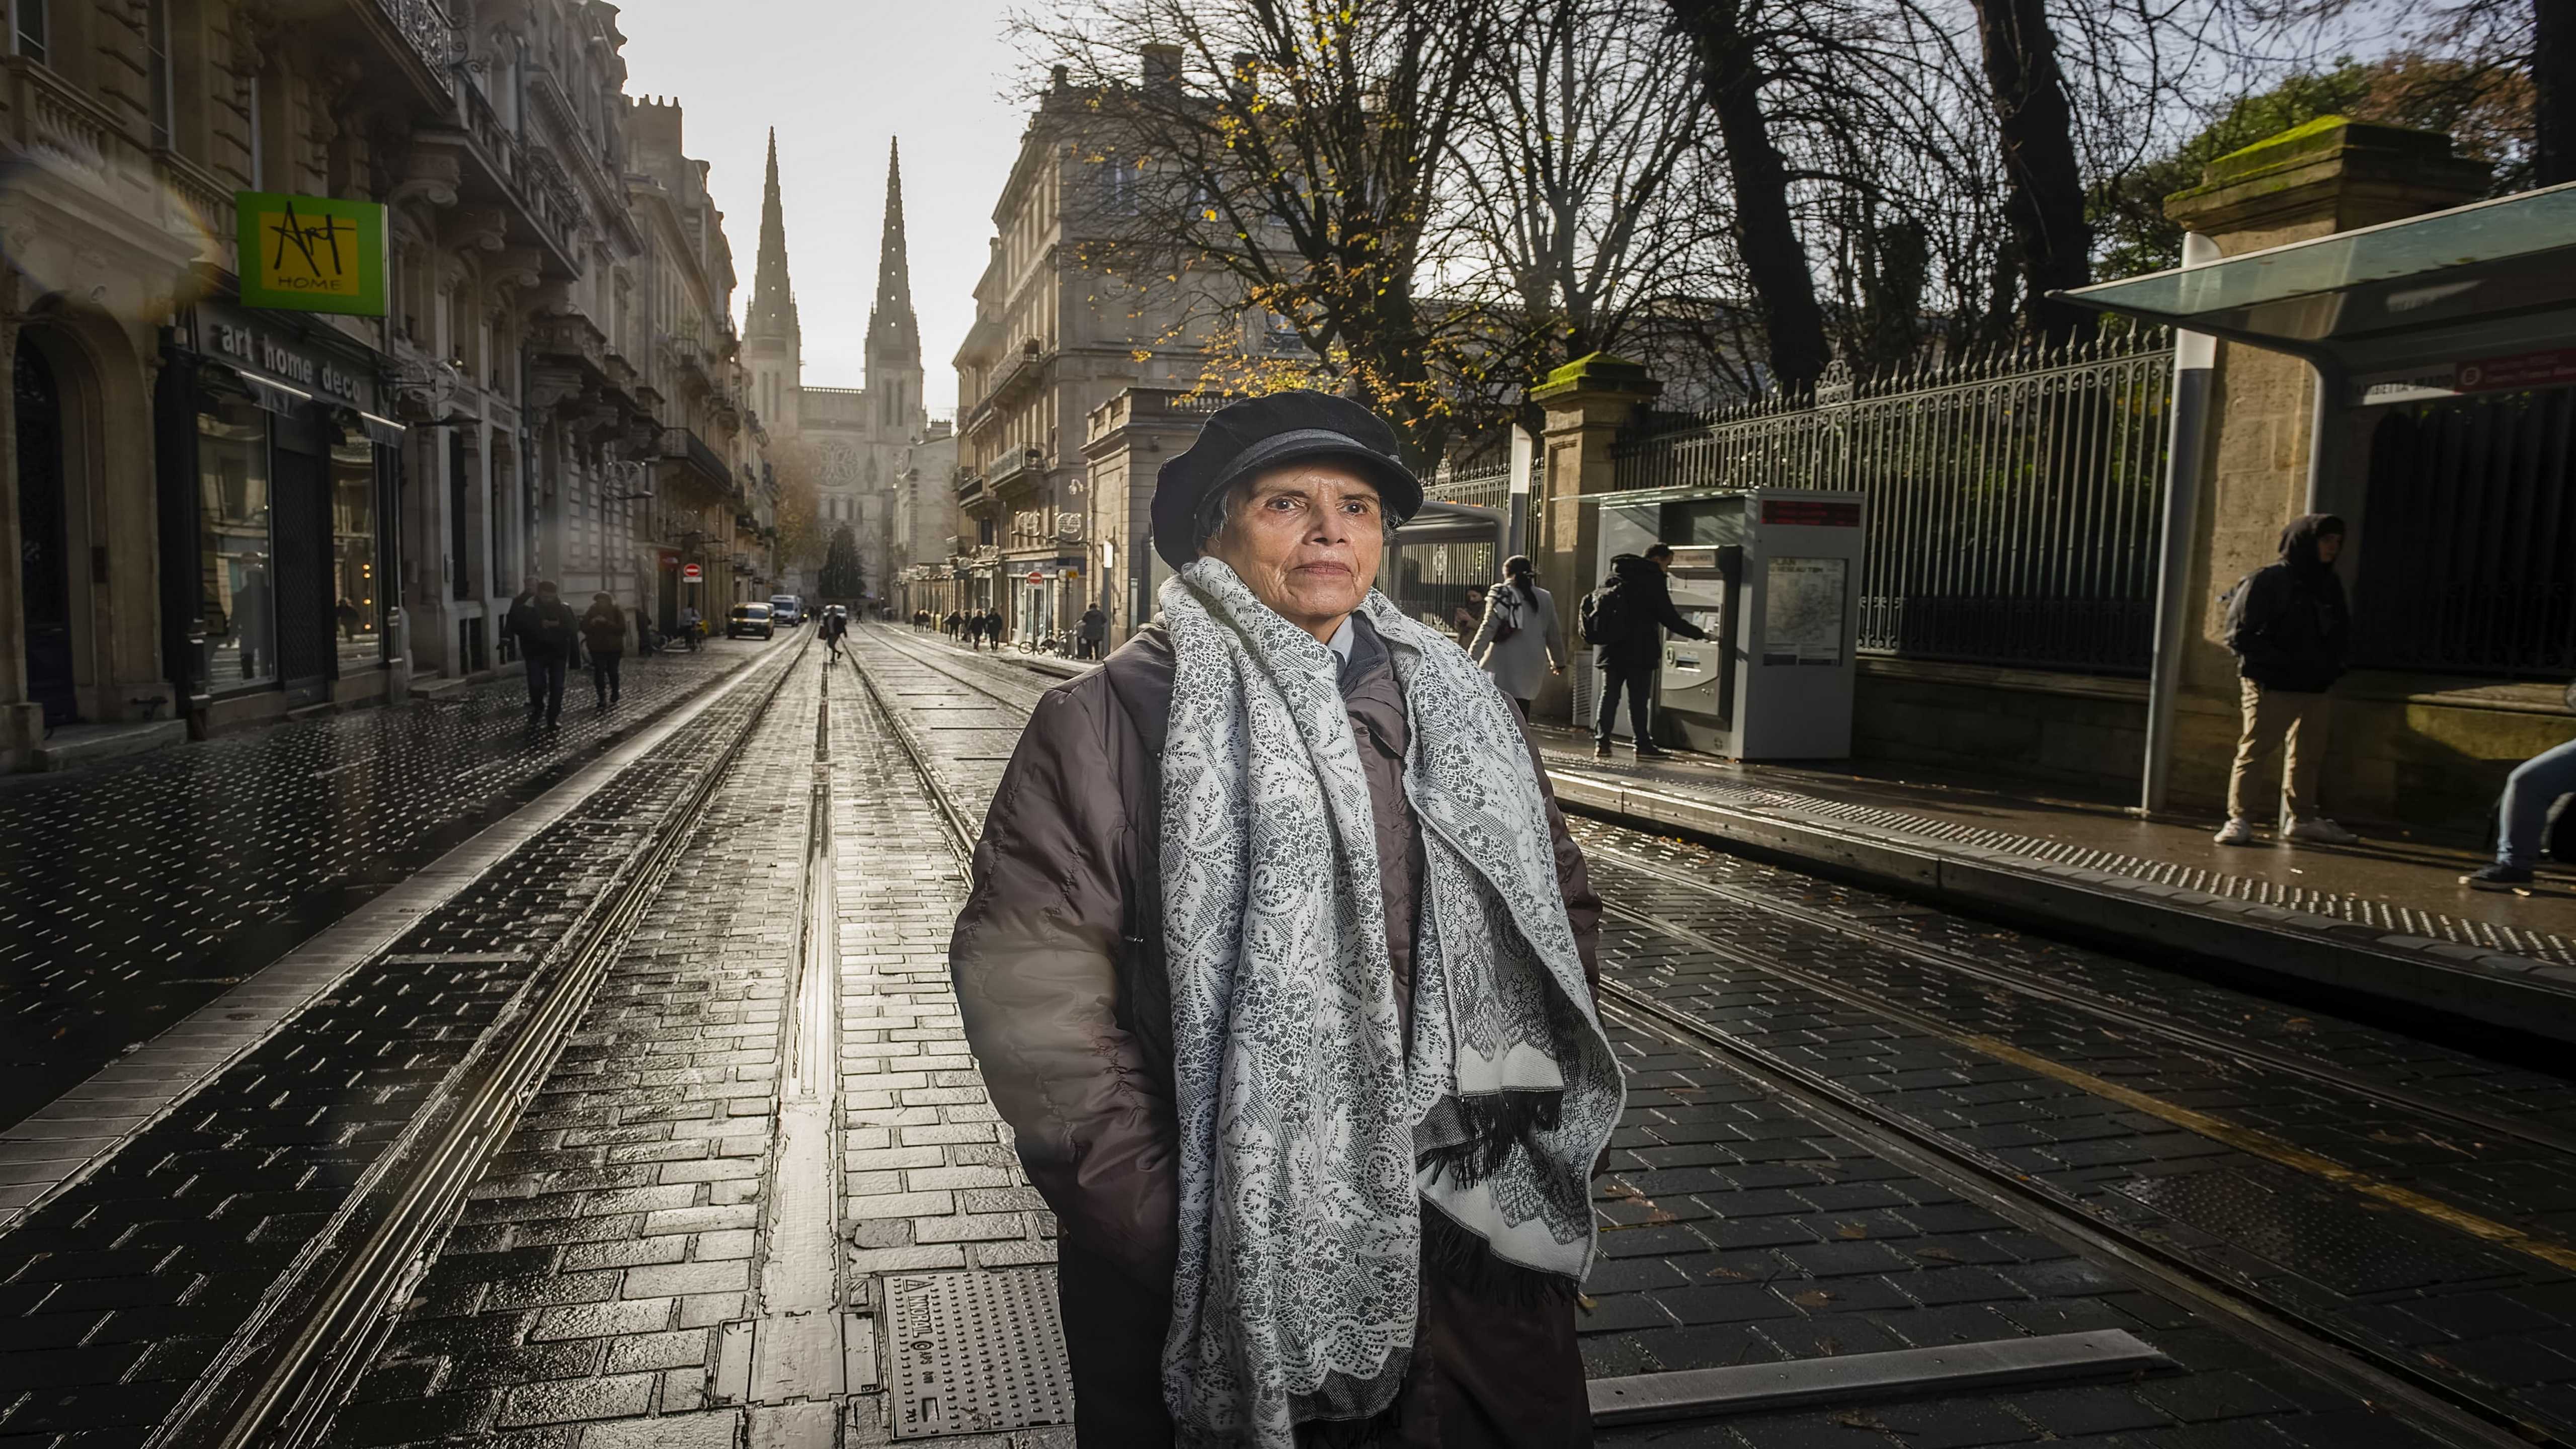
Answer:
884 1268 1074 1439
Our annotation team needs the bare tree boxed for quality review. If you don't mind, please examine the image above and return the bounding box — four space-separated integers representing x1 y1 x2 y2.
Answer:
1019 0 1499 466
1444 0 1716 408
1667 0 1835 395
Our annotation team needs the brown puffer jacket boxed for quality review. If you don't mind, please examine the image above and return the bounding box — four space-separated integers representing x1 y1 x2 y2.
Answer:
950 617 1603 1445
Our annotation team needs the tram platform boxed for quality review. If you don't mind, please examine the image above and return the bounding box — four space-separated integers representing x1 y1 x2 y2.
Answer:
943 631 2576 1045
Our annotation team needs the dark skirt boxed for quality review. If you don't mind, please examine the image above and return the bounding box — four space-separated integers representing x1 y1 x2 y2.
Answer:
1059 1210 1592 1448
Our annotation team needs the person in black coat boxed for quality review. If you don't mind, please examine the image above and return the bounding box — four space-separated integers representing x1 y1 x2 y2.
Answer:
2217 513 2358 846
1588 543 1708 758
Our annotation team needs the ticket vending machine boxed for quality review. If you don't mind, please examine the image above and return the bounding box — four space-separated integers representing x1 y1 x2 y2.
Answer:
1581 486 1867 760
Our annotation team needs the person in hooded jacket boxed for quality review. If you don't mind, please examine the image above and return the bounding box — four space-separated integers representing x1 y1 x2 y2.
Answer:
2216 514 2359 846
579 593 626 707
1587 544 1707 758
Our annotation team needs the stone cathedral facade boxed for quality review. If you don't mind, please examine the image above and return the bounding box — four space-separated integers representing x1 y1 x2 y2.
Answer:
744 134 929 603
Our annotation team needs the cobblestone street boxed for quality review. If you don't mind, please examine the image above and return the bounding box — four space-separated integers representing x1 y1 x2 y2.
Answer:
0 640 782 1132
8 630 2576 1446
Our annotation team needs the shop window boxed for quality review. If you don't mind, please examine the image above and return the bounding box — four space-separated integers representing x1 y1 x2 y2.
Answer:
198 398 276 693
331 439 379 671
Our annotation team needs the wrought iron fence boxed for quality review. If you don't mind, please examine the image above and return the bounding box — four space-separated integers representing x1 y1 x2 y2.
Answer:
2355 386 2576 679
1425 464 1512 511
1611 331 2175 675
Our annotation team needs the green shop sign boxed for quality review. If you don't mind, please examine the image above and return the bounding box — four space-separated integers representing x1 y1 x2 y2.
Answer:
234 192 388 316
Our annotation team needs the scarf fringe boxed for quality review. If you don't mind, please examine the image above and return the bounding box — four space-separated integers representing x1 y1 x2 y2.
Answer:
1416 1091 1563 1191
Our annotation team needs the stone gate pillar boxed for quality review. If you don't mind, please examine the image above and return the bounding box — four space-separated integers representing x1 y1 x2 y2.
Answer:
1527 354 1657 726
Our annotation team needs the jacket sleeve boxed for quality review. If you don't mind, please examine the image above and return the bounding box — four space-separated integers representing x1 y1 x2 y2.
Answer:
1646 573 1709 641
1515 717 1602 997
1467 588 1507 663
2227 568 2288 668
949 683 1177 1289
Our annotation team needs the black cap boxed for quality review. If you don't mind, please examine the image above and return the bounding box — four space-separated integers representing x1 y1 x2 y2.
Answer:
1151 390 1423 569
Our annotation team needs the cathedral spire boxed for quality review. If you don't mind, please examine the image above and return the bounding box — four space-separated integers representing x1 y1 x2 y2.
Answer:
747 128 799 346
865 137 919 365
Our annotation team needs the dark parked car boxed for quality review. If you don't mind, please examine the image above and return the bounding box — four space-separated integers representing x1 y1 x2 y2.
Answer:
727 602 775 640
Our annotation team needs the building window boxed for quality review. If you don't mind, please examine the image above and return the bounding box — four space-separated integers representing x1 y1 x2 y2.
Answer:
146 0 173 148
11 0 42 63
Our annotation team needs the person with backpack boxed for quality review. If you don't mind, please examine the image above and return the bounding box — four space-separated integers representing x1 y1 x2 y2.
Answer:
579 593 627 708
1469 555 1562 718
507 580 580 729
2215 513 2359 846
1581 543 1708 758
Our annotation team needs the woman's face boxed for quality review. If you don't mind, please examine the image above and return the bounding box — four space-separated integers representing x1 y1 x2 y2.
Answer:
1202 461 1386 642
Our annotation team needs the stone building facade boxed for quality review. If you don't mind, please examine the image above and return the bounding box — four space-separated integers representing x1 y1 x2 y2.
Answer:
0 0 771 771
743 134 921 609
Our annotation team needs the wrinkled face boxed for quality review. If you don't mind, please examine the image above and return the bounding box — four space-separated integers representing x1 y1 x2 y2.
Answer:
1202 460 1386 642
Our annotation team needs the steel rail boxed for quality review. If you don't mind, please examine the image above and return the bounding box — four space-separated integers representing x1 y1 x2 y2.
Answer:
1580 836 2576 1161
850 625 2549 1445
870 627 2576 1167
151 633 814 1449
1594 985 2540 1449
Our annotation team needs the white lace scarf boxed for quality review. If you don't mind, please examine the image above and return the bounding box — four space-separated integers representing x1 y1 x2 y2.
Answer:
1157 558 1625 1445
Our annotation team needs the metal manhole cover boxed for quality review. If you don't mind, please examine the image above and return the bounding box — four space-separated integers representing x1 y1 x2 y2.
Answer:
884 1268 1073 1439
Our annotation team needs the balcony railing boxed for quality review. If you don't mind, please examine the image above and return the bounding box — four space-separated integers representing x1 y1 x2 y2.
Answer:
372 0 458 75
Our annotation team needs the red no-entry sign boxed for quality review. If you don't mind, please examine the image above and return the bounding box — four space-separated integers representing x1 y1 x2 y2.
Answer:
682 562 703 582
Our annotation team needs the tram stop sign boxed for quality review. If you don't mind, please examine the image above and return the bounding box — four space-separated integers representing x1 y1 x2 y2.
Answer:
682 562 703 582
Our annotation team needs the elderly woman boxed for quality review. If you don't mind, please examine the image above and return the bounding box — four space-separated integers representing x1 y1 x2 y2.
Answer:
950 391 1622 1448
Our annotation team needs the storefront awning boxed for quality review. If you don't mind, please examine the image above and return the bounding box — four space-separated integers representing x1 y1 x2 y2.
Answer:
239 373 313 419
355 412 407 447
2057 181 2576 401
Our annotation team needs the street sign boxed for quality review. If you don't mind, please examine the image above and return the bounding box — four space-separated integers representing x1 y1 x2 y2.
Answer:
683 562 703 582
1025 571 1044 584
2457 348 2576 394
235 192 388 316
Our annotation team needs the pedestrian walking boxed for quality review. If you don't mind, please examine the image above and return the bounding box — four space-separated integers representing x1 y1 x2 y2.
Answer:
580 593 626 708
2215 514 2359 846
676 603 701 651
507 580 579 728
1077 603 1108 661
1469 554 1564 718
820 604 848 664
943 610 962 639
1581 543 1708 758
2464 734 2576 890
952 391 1617 1449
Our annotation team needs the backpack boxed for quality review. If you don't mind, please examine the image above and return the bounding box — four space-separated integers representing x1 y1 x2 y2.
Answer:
1580 578 1632 648
2217 569 2263 654
1492 584 1523 643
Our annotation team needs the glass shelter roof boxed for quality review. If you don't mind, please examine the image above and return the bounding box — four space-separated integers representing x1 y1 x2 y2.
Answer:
2059 183 2576 392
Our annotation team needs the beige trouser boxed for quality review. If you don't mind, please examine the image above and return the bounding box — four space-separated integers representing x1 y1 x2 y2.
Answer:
2226 679 2331 823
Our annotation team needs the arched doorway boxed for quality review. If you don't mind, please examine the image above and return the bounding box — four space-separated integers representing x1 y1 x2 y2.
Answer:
15 336 75 726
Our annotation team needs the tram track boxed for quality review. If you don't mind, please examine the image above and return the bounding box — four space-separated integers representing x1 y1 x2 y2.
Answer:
147 632 815 1449
848 624 2576 1445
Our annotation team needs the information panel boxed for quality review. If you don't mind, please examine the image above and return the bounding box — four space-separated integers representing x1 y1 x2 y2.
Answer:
1763 556 1847 665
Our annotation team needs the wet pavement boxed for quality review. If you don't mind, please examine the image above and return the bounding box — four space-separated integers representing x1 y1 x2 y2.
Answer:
9 624 2576 1444
0 640 778 1133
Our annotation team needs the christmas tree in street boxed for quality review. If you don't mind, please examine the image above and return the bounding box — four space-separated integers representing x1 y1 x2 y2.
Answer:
819 526 866 602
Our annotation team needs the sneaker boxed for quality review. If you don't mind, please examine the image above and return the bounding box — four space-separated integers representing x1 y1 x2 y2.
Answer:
2464 863 2535 892
2285 817 2360 845
2213 818 2258 846
1593 741 1613 758
1634 743 1671 759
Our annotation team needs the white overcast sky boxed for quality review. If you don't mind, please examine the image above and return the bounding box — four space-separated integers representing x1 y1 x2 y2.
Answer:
615 0 1034 414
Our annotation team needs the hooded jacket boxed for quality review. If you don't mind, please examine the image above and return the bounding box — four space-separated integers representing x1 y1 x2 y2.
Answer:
1595 553 1708 672
2227 513 2349 693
